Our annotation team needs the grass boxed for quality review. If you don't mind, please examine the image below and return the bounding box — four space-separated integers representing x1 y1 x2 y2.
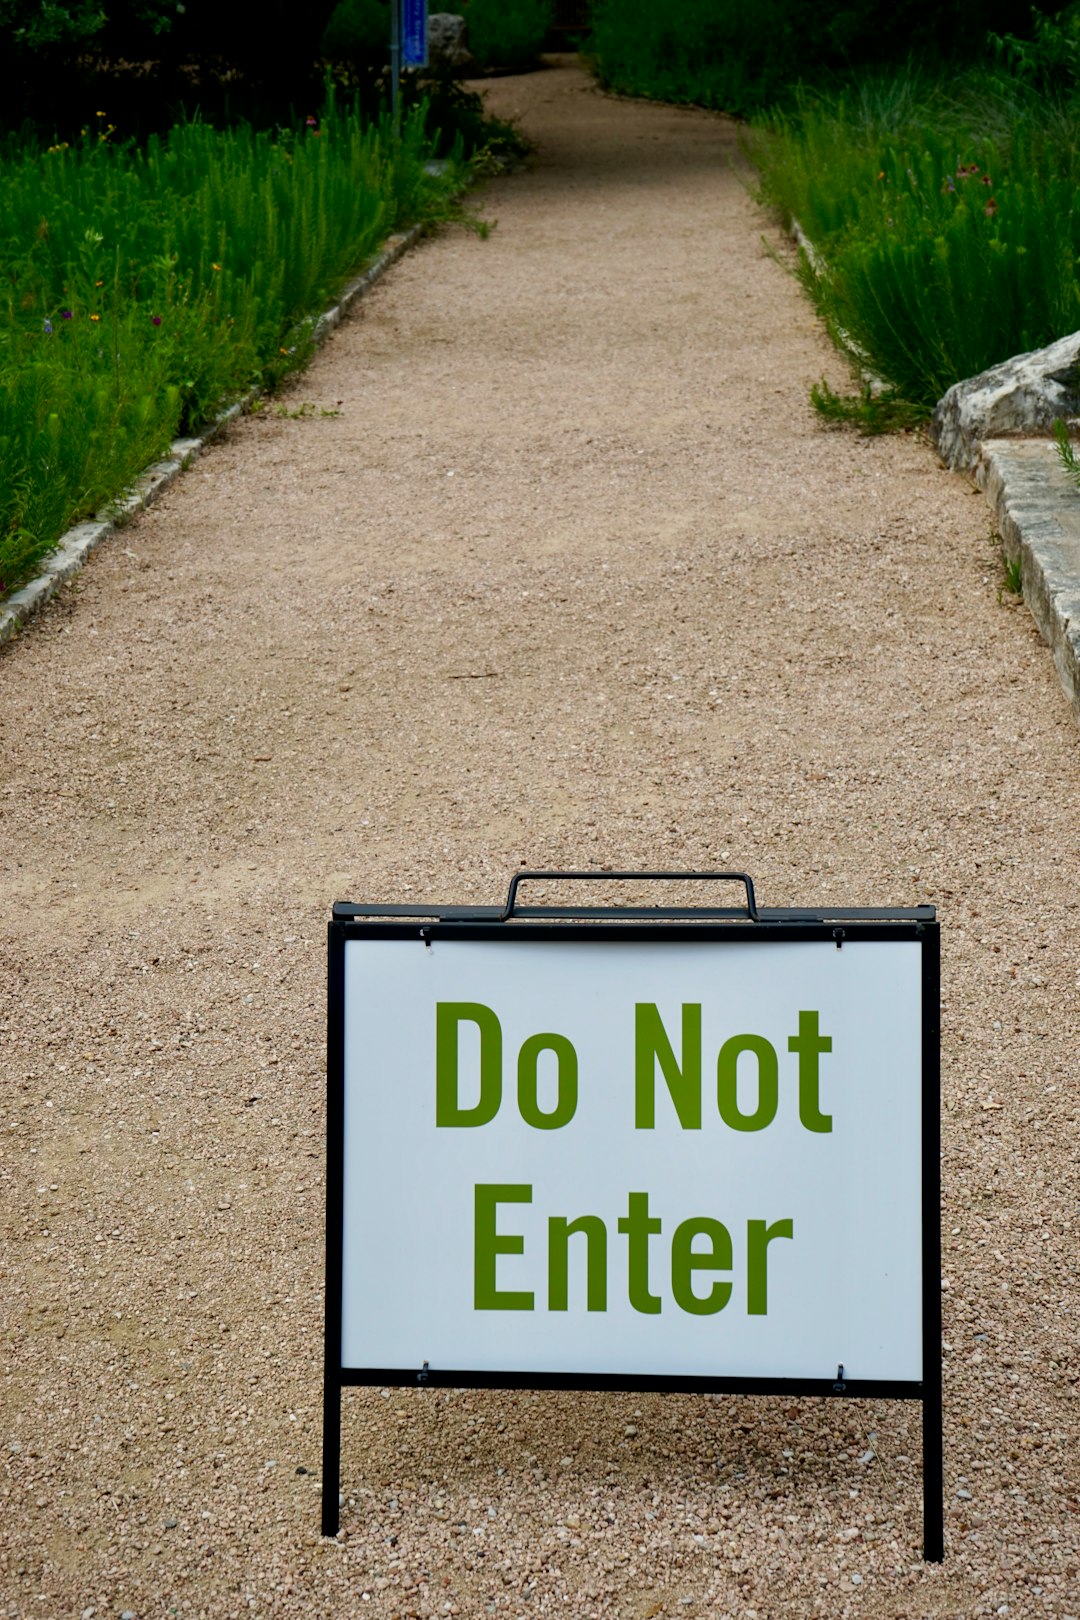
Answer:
0 92 467 600
748 67 1080 415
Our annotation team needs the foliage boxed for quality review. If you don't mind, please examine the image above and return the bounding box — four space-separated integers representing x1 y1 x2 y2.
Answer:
0 95 464 599
0 0 339 137
992 1 1080 89
750 68 1080 408
586 0 1053 118
463 0 553 72
0 0 182 50
322 0 390 71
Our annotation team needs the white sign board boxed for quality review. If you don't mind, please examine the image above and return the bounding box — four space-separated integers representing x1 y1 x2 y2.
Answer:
338 934 925 1383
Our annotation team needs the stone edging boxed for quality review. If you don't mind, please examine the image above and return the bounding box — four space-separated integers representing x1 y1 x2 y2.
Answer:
976 439 1080 724
0 222 426 648
788 218 885 396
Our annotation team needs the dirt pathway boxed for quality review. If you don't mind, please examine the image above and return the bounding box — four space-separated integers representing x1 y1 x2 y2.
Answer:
2 57 1078 1619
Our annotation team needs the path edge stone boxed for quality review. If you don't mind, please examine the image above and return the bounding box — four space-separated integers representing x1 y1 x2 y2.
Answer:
975 437 1080 725
0 223 426 648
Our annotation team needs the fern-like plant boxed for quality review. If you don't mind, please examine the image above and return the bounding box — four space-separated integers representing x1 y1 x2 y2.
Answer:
1053 417 1080 488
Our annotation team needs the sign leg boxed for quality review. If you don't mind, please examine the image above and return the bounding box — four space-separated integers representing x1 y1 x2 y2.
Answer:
321 1376 341 1538
922 1381 944 1561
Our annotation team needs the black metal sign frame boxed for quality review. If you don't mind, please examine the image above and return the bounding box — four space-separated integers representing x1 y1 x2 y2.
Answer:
322 873 942 1558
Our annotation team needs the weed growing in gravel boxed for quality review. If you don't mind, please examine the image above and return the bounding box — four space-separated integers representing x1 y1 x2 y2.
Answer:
996 544 1024 602
990 523 1024 602
810 378 927 435
1053 416 1080 488
1003 554 1024 596
0 93 466 599
276 403 344 421
259 401 345 419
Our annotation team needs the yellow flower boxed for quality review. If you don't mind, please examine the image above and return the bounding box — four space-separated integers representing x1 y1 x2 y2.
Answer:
90 313 101 322
211 262 222 271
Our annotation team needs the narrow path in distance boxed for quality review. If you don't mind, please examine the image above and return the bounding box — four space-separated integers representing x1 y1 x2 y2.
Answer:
1 56 1076 1619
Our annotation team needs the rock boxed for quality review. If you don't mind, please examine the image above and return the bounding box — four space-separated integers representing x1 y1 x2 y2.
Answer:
930 331 1080 473
427 14 472 74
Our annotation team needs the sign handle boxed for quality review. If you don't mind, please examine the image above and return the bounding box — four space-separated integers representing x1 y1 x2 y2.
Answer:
502 869 759 922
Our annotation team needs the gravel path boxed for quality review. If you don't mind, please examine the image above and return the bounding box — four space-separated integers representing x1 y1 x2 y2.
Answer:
2 57 1078 1620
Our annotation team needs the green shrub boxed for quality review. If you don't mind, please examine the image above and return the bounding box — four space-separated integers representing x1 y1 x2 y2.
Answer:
587 0 1054 118
588 0 804 114
464 0 553 72
992 0 1080 90
322 0 390 70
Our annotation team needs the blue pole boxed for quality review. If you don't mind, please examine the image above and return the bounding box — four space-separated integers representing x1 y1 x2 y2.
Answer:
390 0 401 131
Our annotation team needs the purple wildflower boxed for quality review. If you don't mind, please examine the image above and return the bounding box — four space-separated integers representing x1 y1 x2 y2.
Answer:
61 309 73 320
151 314 162 326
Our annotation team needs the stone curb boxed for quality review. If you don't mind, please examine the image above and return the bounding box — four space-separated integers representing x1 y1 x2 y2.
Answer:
0 222 426 648
788 218 885 395
975 438 1080 725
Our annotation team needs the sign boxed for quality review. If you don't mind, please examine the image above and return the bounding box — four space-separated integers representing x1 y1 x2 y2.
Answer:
401 0 427 68
322 874 941 1557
